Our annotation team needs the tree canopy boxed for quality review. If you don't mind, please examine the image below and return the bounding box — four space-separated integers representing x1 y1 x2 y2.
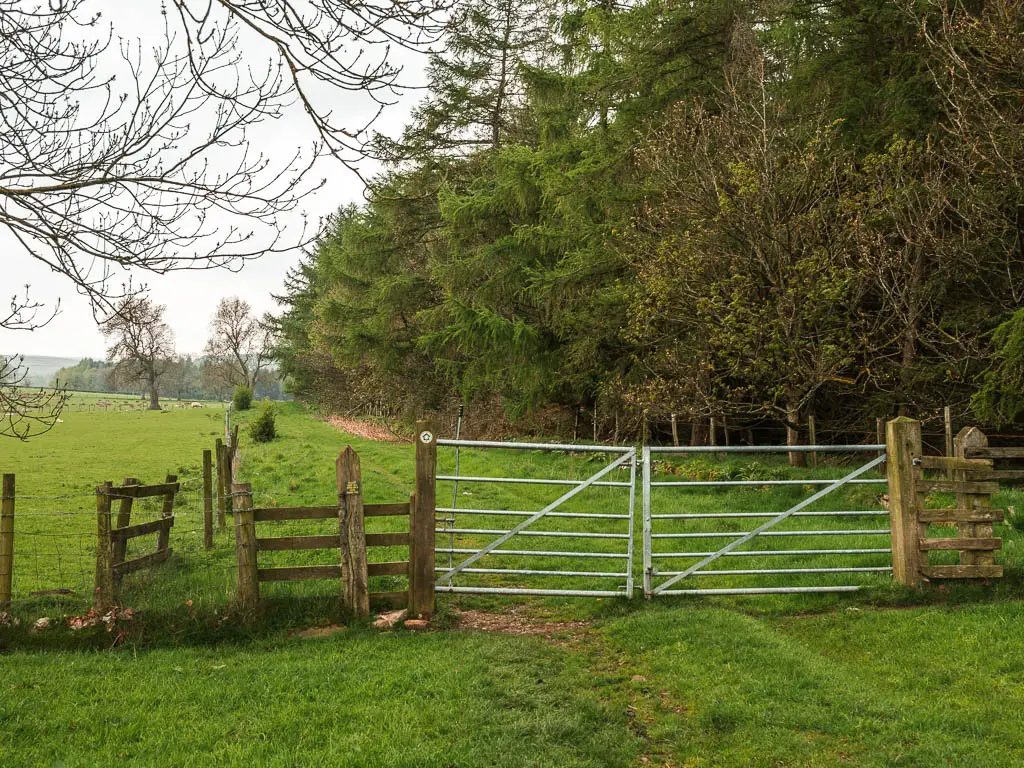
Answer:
271 0 1024 439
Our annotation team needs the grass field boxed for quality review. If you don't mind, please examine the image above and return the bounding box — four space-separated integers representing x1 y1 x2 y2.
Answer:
2 399 1024 766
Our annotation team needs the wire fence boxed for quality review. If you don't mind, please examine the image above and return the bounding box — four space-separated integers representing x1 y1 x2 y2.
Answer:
2 474 239 621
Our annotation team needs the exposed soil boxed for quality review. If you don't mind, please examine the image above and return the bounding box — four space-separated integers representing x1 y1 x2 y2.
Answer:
297 624 348 639
325 416 408 443
454 607 589 640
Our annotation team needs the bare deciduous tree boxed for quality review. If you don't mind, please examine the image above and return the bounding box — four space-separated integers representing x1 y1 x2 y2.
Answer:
1 0 445 436
101 297 175 410
204 296 272 391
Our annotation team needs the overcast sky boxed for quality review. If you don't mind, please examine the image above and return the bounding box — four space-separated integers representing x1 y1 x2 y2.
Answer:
0 2 426 360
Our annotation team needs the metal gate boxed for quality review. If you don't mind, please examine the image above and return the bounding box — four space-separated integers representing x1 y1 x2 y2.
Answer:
642 444 892 597
434 439 637 598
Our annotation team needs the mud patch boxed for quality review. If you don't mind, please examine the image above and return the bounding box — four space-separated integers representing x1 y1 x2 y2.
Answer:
455 607 589 641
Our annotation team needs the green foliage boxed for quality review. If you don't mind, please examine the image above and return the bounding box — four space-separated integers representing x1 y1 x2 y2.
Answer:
268 0 1024 436
250 401 277 443
973 308 1024 424
232 385 253 411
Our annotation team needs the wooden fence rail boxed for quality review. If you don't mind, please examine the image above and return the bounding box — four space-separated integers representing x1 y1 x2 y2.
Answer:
232 424 437 618
95 477 180 611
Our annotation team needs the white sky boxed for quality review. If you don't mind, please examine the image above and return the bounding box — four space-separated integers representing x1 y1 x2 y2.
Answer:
0 2 427 360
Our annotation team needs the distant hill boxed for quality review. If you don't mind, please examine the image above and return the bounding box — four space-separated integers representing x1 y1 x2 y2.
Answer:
2 355 82 387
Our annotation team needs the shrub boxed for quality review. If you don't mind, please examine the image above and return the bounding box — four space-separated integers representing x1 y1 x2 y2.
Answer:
250 402 276 443
232 385 253 411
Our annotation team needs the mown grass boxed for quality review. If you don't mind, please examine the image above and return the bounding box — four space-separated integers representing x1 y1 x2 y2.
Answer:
3 398 1024 766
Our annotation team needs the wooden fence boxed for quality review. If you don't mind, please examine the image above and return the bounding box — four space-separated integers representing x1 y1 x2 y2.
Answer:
887 418 1004 586
95 477 181 610
231 424 437 618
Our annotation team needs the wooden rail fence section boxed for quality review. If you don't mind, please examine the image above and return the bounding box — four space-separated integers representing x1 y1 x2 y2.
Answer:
887 419 1003 587
95 477 180 611
233 424 437 617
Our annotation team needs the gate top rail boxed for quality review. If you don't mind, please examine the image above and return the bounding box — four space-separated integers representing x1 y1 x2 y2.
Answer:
649 444 885 454
437 439 634 453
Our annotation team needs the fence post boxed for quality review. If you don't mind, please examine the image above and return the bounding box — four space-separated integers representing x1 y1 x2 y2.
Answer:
157 474 177 553
876 418 886 469
337 448 369 618
0 474 14 606
670 413 679 447
203 449 214 549
232 482 259 610
886 417 923 587
410 420 437 617
215 438 226 530
95 481 115 611
808 415 817 468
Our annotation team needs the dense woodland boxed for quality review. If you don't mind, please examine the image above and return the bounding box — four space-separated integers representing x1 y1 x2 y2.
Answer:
269 0 1024 443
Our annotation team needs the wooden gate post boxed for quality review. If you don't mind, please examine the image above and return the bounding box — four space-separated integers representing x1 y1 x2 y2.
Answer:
0 474 14 605
410 421 437 617
886 417 924 587
95 481 116 611
337 447 369 617
232 482 259 610
202 449 214 549
215 438 226 530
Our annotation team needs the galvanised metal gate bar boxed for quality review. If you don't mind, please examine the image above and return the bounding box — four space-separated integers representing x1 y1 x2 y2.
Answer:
434 439 637 598
644 444 891 597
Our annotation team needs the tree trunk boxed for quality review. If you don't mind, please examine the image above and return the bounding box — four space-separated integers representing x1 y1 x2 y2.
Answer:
786 400 805 467
148 369 161 410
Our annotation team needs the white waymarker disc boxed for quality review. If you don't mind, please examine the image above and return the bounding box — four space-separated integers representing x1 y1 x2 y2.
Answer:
419 431 434 444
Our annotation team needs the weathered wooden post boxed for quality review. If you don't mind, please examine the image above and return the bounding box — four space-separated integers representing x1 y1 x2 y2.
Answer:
337 448 369 617
410 421 437 617
229 424 240 483
808 415 818 468
0 474 14 606
94 481 115 610
670 413 679 447
215 438 226 530
202 449 214 549
232 482 259 610
886 417 923 587
157 474 177 553
112 478 138 566
944 405 954 479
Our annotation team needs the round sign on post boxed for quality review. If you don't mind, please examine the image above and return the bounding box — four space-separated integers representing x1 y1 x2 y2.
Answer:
419 430 434 444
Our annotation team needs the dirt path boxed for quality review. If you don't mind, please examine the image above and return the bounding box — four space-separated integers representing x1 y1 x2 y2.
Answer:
325 415 408 442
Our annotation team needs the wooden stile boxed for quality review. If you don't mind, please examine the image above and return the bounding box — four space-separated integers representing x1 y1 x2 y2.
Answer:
409 421 437 617
0 474 14 605
338 447 370 618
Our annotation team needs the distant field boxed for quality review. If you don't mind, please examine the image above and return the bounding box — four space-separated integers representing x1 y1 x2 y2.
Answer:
2 402 1024 767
